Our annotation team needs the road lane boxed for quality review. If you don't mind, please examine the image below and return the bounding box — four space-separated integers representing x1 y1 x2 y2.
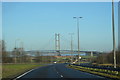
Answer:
16 63 108 79
16 65 61 78
54 63 104 78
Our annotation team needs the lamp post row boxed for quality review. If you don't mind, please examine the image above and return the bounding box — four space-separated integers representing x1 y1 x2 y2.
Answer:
73 0 116 68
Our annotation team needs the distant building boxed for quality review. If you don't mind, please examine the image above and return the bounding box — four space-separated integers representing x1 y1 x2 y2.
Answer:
54 56 71 58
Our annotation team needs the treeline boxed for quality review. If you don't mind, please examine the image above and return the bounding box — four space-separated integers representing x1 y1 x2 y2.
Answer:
35 56 57 63
1 40 57 63
92 51 120 65
1 40 29 63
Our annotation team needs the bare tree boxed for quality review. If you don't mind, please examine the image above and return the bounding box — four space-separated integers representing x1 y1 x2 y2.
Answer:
2 40 8 63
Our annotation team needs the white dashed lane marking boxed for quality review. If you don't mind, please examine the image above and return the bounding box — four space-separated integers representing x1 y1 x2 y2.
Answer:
53 66 64 78
60 75 63 77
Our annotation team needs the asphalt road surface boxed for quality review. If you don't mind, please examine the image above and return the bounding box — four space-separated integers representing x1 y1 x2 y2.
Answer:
15 63 109 80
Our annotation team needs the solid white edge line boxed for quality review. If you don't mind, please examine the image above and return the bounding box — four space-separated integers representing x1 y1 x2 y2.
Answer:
13 68 37 80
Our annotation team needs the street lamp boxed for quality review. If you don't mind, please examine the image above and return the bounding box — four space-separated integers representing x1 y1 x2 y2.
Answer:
69 33 74 64
20 41 24 63
14 39 24 63
73 17 82 65
112 0 116 68
15 39 21 49
14 39 20 63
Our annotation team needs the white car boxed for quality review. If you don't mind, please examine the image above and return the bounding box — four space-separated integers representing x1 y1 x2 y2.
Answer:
54 62 57 63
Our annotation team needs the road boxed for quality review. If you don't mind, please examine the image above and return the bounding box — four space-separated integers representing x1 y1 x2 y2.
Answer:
15 63 109 80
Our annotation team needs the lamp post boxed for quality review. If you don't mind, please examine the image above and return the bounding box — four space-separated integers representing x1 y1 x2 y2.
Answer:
20 41 24 63
69 33 74 64
14 39 20 63
15 39 20 49
14 39 23 63
73 17 82 65
112 0 116 68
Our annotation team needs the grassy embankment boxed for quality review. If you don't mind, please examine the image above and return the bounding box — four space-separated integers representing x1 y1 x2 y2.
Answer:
67 64 120 79
2 63 45 79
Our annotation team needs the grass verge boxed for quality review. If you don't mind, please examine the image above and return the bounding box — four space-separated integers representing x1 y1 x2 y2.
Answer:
2 63 45 79
67 64 120 79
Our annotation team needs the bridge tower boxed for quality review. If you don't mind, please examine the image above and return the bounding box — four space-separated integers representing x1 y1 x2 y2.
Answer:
55 33 61 56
